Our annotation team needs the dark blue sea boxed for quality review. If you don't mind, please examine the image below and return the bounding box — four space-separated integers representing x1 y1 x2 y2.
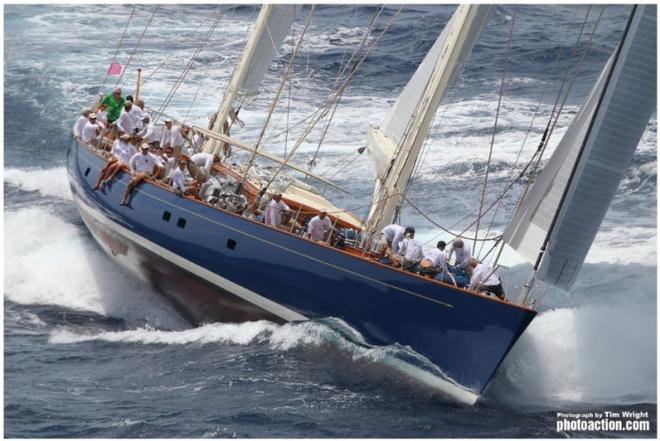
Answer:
4 4 657 438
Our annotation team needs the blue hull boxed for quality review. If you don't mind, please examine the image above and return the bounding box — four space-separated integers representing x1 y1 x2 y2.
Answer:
67 140 536 401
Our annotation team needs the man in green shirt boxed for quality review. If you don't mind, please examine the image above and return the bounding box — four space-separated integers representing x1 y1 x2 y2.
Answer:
100 87 125 123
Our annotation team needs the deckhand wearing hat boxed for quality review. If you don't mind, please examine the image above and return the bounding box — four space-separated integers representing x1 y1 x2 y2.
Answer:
100 87 125 123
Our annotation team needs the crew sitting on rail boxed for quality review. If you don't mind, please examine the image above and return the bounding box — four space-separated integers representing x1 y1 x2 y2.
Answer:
376 223 406 263
264 193 292 230
189 152 220 182
171 158 198 198
468 258 505 300
137 113 160 149
94 134 135 190
81 113 104 145
73 108 92 139
447 238 472 271
151 145 176 181
307 210 333 242
100 87 125 124
393 227 424 271
120 143 162 206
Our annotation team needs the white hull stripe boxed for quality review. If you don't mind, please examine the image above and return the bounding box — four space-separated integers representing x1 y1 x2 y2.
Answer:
75 197 308 322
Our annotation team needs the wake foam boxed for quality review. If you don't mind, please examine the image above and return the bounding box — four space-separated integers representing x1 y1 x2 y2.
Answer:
487 262 657 407
4 207 184 329
5 167 72 200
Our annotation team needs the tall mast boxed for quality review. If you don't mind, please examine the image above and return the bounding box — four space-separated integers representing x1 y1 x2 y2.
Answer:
365 5 491 235
203 5 295 154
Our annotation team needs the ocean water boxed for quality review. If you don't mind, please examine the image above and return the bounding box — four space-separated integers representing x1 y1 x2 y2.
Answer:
4 4 657 438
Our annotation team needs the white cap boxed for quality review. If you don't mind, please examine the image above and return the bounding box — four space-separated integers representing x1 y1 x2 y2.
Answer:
163 118 172 123
88 113 97 119
141 113 151 120
120 134 131 140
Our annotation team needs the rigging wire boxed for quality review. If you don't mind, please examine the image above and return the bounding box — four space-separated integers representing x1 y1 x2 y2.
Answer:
306 6 385 174
238 7 316 186
477 6 582 260
154 9 224 123
117 6 159 89
245 6 405 213
473 8 516 256
96 6 136 98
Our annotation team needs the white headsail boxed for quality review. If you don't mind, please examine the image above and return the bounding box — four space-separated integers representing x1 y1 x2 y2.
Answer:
204 5 296 153
503 5 656 290
365 5 491 234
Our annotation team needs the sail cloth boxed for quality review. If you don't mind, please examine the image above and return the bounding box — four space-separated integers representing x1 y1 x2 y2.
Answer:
239 5 296 98
365 5 491 233
503 5 656 290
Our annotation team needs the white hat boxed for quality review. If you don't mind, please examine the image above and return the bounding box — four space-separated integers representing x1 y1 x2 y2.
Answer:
88 113 97 119
141 113 151 120
81 107 92 115
124 100 133 106
140 143 150 150
163 118 172 123
120 134 131 140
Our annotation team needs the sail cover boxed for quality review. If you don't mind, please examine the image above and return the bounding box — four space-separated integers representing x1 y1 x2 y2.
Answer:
239 5 296 98
503 5 656 290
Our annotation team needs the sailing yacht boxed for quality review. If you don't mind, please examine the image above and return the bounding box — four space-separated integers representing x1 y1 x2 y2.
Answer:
66 4 656 404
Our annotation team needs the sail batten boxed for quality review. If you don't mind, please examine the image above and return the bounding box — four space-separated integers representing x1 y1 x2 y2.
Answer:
504 5 656 290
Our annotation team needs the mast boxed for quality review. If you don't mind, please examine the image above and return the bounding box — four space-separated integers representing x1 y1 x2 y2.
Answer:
504 5 656 292
203 5 295 154
365 5 491 235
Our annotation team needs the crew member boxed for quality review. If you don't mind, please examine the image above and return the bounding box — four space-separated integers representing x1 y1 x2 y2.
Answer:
307 210 332 241
447 238 472 270
264 193 291 229
120 143 161 205
468 259 505 300
100 87 125 123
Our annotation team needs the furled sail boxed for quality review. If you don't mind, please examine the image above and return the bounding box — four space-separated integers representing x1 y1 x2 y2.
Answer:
503 5 656 290
204 5 295 153
365 5 491 234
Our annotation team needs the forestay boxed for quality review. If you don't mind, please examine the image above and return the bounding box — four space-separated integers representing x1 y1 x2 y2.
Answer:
504 5 656 290
365 5 491 234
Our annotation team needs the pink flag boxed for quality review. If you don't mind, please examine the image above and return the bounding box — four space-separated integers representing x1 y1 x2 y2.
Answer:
107 63 122 76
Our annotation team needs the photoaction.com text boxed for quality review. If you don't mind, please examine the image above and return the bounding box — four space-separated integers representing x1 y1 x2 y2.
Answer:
556 411 651 433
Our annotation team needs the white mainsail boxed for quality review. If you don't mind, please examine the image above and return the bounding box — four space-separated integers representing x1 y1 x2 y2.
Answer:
365 5 491 234
503 5 656 290
204 5 296 153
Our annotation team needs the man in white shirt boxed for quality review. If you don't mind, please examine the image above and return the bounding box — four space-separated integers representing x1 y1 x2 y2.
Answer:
94 134 135 189
447 238 472 270
160 118 175 149
264 193 291 229
137 114 160 148
468 259 505 300
73 108 92 139
95 103 108 127
394 228 424 270
81 113 102 144
189 152 219 181
422 241 449 273
116 100 141 135
171 158 197 197
120 143 162 205
170 124 191 159
307 210 332 241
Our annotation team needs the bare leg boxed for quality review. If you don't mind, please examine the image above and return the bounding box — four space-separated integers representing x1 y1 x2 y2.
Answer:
94 158 117 189
104 162 127 186
120 172 145 205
